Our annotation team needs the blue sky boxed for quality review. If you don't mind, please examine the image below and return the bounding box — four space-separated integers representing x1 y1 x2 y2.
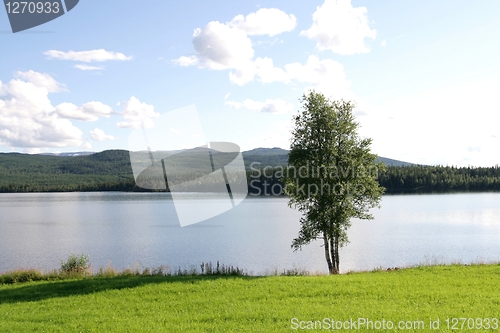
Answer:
0 0 499 166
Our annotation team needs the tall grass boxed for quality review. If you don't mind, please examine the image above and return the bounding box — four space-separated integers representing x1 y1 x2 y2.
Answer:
2 255 499 285
0 257 247 285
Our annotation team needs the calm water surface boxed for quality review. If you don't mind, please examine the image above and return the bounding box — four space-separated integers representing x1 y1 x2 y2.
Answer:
1 192 499 274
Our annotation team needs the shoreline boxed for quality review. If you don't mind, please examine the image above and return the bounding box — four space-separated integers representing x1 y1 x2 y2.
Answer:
2 261 499 284
1 189 500 195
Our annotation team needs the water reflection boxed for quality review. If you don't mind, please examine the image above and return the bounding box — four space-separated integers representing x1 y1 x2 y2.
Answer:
0 192 499 274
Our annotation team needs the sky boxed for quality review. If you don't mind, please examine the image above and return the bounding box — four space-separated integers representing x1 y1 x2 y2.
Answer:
0 0 499 166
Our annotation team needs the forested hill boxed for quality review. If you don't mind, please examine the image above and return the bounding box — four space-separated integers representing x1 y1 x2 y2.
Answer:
1 149 499 193
242 148 413 168
0 150 135 192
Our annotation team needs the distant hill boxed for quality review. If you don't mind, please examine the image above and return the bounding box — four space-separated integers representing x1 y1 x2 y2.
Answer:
0 150 135 192
376 157 413 167
40 152 94 157
26 147 416 168
242 148 289 169
0 148 414 193
2 148 499 193
242 147 414 168
243 147 289 156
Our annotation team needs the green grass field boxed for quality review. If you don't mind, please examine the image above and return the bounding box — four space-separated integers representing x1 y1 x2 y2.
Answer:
1 264 499 332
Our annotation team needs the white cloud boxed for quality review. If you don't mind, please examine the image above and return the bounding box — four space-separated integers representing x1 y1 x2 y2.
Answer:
179 21 254 71
15 70 63 93
44 49 133 62
175 55 199 67
55 101 114 122
55 103 94 121
116 96 159 129
252 57 288 83
82 142 92 150
228 62 258 85
173 8 297 86
90 128 116 141
225 98 294 114
74 64 105 71
300 0 376 55
285 55 353 100
227 55 352 99
174 9 354 95
229 8 297 36
0 73 83 148
24 148 41 154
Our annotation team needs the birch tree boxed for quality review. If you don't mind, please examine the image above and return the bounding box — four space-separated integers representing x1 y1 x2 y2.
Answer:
285 91 385 274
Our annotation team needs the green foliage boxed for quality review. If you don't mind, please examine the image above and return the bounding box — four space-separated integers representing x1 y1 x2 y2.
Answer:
284 92 385 274
0 264 499 332
242 148 289 169
60 254 91 275
1 261 246 285
379 164 500 193
0 150 136 192
199 261 245 276
246 164 500 195
0 269 45 284
2 148 500 194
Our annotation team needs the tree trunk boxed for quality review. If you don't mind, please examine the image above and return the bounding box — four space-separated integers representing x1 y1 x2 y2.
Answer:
323 234 333 274
324 232 340 274
334 236 340 274
329 234 340 274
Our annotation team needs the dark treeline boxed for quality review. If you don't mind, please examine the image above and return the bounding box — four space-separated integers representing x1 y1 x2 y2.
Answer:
379 165 500 193
0 179 136 193
246 165 500 196
1 150 500 194
0 150 137 193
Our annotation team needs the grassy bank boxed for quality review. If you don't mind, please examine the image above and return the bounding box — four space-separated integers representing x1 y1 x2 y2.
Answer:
1 264 499 332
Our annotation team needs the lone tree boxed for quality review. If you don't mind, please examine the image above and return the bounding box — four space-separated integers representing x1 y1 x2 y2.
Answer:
284 91 385 274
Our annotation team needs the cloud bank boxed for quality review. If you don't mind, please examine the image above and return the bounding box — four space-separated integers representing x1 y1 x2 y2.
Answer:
300 0 376 55
0 71 83 149
174 4 356 99
44 49 133 62
225 98 294 114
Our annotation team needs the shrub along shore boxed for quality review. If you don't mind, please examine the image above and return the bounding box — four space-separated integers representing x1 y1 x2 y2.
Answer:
0 255 248 285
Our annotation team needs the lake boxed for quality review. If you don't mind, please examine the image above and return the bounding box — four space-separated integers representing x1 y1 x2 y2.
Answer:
1 192 499 274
